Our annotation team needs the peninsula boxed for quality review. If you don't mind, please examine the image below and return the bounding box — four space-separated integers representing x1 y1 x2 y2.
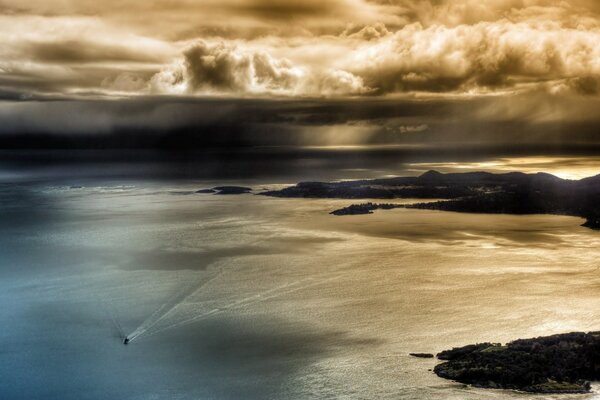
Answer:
433 332 600 393
261 171 600 230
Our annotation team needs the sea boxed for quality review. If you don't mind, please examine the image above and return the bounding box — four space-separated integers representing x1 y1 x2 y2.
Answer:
1 150 600 399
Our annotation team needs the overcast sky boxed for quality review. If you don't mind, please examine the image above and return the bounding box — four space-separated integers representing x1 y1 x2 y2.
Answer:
1 0 600 147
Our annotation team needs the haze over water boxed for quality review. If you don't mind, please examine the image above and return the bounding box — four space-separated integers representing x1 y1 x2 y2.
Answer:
1 153 600 399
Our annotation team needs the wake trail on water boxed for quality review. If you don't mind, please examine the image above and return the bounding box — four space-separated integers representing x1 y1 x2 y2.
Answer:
104 303 126 340
127 270 223 342
145 272 343 339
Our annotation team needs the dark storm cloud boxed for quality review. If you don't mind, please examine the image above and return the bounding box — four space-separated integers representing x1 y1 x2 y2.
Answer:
1 95 600 150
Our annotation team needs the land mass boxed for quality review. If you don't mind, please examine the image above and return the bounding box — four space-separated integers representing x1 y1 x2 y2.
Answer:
329 202 401 216
197 186 252 195
434 332 600 393
409 353 434 359
261 170 600 230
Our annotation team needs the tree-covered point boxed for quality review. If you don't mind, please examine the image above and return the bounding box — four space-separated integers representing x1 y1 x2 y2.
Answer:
434 332 600 393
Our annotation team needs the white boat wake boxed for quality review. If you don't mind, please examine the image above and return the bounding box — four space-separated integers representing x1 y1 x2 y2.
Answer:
144 272 343 339
106 305 126 340
123 269 343 344
126 271 223 343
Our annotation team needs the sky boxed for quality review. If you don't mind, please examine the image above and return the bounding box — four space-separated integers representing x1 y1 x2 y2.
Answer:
1 0 600 149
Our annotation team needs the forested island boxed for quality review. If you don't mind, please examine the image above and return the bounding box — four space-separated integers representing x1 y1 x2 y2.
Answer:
433 332 600 393
261 170 600 230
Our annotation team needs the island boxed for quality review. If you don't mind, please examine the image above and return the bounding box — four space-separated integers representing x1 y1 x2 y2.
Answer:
196 186 252 195
330 203 402 215
433 331 600 393
409 353 434 359
260 170 600 230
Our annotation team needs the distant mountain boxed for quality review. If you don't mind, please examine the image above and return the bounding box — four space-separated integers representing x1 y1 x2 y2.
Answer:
260 171 600 230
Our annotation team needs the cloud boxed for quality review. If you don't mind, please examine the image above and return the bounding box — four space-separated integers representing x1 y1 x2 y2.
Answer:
551 76 600 96
348 21 600 94
101 73 149 93
0 0 394 38
183 41 301 93
25 40 164 64
2 0 600 157
1 0 600 99
379 0 600 28
151 41 368 97
398 124 428 133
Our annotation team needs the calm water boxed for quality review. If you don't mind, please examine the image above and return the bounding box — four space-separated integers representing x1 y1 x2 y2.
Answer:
1 154 600 399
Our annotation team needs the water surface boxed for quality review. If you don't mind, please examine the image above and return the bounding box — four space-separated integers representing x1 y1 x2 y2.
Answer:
1 155 600 399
